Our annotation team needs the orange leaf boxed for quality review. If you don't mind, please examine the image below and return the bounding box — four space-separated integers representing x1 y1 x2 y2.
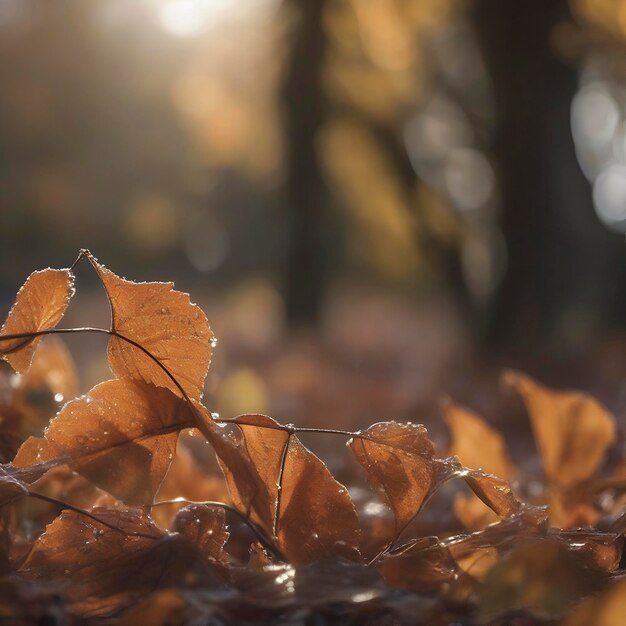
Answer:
13 379 195 504
204 413 360 563
504 371 616 489
461 470 523 518
19 508 221 616
443 401 514 479
229 414 289 535
172 504 229 563
0 269 74 374
89 255 213 400
199 413 280 537
349 422 453 535
277 434 360 563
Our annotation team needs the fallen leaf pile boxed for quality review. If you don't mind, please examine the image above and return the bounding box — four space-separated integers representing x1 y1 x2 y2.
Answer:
0 251 625 625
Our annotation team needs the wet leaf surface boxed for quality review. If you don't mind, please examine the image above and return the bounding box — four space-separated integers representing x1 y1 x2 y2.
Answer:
0 269 74 374
90 255 213 401
18 508 225 617
13 379 194 504
349 422 454 538
0 255 625 625
172 503 229 563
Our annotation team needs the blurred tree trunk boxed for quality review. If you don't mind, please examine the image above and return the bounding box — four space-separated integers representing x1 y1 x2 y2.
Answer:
472 0 626 353
282 0 330 327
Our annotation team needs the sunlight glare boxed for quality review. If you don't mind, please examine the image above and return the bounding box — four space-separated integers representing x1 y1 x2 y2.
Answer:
157 0 230 37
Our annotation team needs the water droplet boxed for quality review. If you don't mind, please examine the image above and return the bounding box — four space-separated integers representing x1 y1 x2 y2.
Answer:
54 392 64 403
210 336 218 348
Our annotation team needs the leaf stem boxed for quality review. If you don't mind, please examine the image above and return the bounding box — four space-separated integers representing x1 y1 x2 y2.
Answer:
151 498 286 561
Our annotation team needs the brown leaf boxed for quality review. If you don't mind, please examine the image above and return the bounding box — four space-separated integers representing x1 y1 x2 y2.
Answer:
380 536 458 592
19 508 222 616
277 434 360 563
172 504 229 563
198 412 280 538
348 422 453 536
204 413 360 563
227 414 289 535
461 470 523 519
504 371 616 488
90 255 213 400
2 337 79 453
13 379 195 504
153 441 230 529
0 269 74 374
443 401 514 479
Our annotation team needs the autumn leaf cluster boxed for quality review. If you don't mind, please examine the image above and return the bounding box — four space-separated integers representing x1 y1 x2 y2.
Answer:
0 251 626 625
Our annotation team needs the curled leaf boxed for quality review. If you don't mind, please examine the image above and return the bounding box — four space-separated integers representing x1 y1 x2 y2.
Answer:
461 470 523 519
0 269 74 374
199 413 280 537
204 413 360 563
348 422 453 536
89 255 213 400
228 414 290 535
504 371 616 489
277 435 360 563
13 379 195 504
172 504 229 563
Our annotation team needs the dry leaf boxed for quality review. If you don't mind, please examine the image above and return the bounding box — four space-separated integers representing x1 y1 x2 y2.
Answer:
443 401 514 479
198 412 279 538
205 414 360 563
90 256 213 400
228 414 290 535
19 508 221 616
13 379 195 504
349 422 453 536
0 269 74 374
277 434 360 563
504 371 616 489
461 470 523 518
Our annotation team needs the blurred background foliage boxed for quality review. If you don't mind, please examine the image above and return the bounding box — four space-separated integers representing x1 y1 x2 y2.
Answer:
2 0 626 429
